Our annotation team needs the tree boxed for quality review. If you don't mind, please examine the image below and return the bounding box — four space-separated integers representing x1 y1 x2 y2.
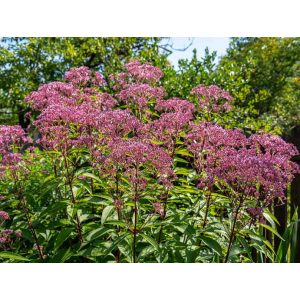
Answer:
161 48 217 99
215 37 300 134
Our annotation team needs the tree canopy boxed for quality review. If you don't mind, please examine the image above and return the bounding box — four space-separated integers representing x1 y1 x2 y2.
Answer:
216 37 300 134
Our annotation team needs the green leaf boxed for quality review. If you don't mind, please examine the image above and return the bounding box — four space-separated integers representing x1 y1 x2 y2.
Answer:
105 220 128 228
175 148 193 157
54 228 74 251
140 233 160 252
0 251 30 262
50 248 73 263
290 220 299 263
263 210 280 227
262 239 275 254
185 246 200 263
237 236 253 261
199 235 223 256
174 157 189 164
39 201 68 219
174 167 193 176
260 223 283 240
101 206 115 224
276 226 292 263
79 172 102 183
104 233 129 257
93 194 114 202
85 227 112 243
228 244 243 257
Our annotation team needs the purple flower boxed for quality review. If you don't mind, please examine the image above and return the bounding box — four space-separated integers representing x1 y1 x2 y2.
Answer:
94 109 142 141
96 140 175 190
2 229 13 236
125 59 163 83
15 230 22 238
113 199 123 210
185 121 299 204
247 207 266 224
117 83 166 112
155 98 196 115
0 211 9 221
65 66 91 86
153 202 164 216
191 84 233 113
0 237 7 244
144 112 192 154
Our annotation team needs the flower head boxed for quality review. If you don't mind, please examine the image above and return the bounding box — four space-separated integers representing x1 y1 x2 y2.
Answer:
125 59 163 83
96 140 174 190
191 84 233 113
2 229 13 236
0 211 9 221
116 83 166 112
155 98 195 115
153 202 164 217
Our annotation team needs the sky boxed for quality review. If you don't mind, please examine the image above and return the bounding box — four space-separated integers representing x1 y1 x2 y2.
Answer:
166 37 231 68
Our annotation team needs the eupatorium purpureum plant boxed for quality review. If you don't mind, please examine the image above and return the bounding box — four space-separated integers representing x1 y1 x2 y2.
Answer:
0 59 298 263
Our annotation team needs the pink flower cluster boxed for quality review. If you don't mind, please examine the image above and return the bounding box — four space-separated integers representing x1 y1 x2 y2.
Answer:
246 207 266 224
153 202 164 217
132 97 196 154
145 112 192 154
26 82 79 111
97 140 174 190
26 68 118 150
65 66 106 87
0 125 28 152
0 210 9 221
186 122 299 203
155 98 196 115
191 84 233 113
93 109 142 141
125 59 163 83
186 122 245 189
113 199 123 210
0 228 22 246
111 60 166 115
0 126 29 176
24 60 299 209
116 83 166 112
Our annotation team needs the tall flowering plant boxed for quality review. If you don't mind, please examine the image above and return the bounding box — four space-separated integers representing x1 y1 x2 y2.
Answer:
0 59 298 263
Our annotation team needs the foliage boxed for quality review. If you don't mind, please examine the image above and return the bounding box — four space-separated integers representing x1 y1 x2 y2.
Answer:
216 37 300 134
0 60 299 263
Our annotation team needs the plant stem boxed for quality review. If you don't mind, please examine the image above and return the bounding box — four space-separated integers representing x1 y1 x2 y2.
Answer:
224 201 242 263
132 165 139 263
133 197 138 263
158 191 169 244
196 191 212 247
22 199 44 261
63 154 83 244
53 161 63 200
12 173 44 261
115 172 121 263
203 191 212 229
